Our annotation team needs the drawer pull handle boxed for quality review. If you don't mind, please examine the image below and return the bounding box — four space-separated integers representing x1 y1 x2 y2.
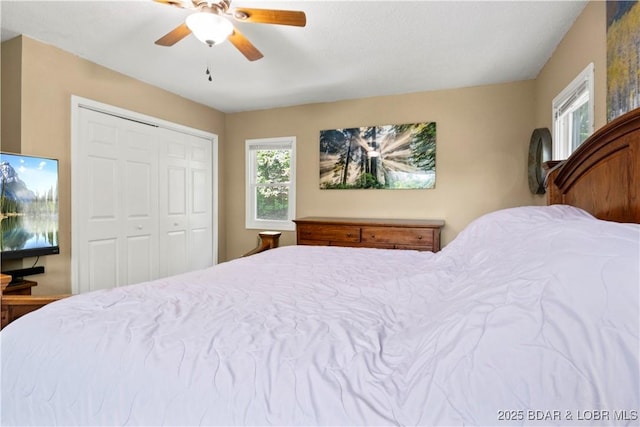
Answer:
346 233 352 237
418 235 423 240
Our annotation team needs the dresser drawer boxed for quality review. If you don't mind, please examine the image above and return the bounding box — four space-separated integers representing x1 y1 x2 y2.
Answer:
331 241 395 249
361 227 434 247
294 217 444 252
297 224 361 243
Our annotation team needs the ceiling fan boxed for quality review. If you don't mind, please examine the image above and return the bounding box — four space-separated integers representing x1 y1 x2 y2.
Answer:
153 0 306 61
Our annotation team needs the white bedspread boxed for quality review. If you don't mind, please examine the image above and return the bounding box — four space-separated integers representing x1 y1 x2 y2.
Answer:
1 206 638 426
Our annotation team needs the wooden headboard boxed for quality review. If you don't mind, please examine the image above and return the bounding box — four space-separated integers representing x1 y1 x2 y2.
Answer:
546 107 640 223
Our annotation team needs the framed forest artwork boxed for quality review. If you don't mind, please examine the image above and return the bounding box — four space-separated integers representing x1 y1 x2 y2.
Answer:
319 122 436 189
607 0 640 121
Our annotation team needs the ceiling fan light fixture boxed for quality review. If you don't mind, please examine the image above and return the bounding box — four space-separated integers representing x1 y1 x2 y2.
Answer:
233 10 249 20
186 12 233 46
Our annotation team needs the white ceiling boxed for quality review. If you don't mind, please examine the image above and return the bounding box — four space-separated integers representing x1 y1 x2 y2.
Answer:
1 0 587 113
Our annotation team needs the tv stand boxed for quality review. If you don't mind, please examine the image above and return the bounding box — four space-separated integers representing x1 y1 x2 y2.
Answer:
1 277 70 329
1 266 45 284
3 279 37 295
1 277 37 329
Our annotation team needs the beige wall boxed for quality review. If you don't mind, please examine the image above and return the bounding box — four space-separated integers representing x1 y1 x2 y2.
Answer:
223 0 607 261
2 36 226 294
535 1 607 131
1 36 22 154
225 81 538 259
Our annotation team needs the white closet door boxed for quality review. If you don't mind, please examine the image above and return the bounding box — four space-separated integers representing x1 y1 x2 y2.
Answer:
76 108 159 293
158 128 213 277
74 102 216 294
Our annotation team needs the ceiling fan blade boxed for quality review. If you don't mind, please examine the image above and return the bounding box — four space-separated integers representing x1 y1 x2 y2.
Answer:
155 22 192 46
153 0 187 8
228 29 264 61
230 8 306 27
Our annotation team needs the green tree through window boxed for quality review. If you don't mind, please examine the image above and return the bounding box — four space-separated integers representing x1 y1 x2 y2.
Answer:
256 149 290 221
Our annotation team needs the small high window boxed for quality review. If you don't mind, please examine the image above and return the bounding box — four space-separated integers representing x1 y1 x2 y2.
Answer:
552 63 594 160
245 137 296 231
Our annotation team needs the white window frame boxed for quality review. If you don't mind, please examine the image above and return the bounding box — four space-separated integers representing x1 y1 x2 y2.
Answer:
552 63 595 160
245 136 296 231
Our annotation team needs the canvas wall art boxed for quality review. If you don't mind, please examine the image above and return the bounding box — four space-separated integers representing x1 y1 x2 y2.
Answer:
607 0 640 121
319 122 436 189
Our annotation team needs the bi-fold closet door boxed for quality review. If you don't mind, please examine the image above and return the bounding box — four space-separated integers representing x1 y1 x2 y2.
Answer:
74 106 214 294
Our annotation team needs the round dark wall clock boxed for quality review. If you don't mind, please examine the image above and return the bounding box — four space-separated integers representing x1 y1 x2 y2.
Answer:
528 128 552 194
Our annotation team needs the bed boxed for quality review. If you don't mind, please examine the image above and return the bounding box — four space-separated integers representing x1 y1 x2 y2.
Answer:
1 109 639 426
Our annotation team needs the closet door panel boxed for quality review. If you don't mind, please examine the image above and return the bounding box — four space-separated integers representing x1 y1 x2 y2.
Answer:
159 129 213 275
190 228 211 270
187 137 213 270
77 109 158 292
87 239 118 292
166 231 189 276
167 167 187 215
160 137 190 277
127 235 154 285
122 128 159 284
78 110 123 292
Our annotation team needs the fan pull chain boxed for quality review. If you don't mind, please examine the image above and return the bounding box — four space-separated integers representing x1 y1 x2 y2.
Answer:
205 65 213 82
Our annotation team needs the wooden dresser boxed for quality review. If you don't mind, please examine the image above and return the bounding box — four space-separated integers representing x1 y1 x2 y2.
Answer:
294 217 444 252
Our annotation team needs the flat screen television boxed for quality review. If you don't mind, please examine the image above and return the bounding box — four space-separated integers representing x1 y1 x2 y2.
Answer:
0 152 60 260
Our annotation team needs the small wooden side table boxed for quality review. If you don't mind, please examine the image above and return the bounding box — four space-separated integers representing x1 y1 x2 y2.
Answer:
0 274 11 289
2 279 38 296
243 231 282 257
1 276 70 329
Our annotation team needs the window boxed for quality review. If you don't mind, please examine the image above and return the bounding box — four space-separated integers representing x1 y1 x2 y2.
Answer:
246 137 296 231
552 63 594 160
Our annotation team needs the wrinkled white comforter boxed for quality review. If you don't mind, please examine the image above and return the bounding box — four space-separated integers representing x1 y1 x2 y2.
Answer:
1 206 638 426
